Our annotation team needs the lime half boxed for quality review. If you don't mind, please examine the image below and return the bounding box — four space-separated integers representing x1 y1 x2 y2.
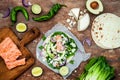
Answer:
31 4 42 14
59 66 69 76
31 67 43 77
16 23 27 32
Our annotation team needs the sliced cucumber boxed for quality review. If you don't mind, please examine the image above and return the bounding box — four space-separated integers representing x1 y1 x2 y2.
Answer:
31 4 41 14
16 23 27 32
31 67 43 77
59 66 69 76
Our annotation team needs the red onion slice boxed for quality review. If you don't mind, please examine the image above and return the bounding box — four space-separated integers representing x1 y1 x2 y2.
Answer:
22 0 31 7
2 8 10 18
28 1 32 6
60 60 66 67
83 38 92 46
40 51 46 58
50 37 56 42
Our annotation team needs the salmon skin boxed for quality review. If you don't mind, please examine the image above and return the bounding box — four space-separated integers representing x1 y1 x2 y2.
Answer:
0 37 26 70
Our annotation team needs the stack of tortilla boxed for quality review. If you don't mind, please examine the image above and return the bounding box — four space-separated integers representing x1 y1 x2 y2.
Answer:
91 13 120 49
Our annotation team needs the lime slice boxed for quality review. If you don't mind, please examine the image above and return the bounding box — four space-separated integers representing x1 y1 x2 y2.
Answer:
16 23 27 32
31 67 43 77
31 4 42 14
59 66 69 76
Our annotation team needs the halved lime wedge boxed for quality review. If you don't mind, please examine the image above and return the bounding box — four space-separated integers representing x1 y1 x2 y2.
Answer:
31 67 43 77
59 66 69 76
16 23 27 32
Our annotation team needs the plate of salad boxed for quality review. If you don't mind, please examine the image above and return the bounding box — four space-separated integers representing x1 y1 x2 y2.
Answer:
36 23 90 78
39 31 78 69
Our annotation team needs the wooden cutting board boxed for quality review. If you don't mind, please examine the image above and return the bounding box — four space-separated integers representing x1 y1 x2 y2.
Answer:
0 27 40 80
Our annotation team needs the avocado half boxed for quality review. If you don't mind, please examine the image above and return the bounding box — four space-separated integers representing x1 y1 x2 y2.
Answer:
86 0 104 15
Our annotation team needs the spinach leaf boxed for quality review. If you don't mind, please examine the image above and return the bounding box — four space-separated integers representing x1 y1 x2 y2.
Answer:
42 35 46 41
39 46 44 50
70 60 74 64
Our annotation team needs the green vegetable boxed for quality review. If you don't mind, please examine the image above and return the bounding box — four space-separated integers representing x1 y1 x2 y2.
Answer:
32 3 66 21
39 46 44 50
77 56 115 80
42 35 46 41
85 57 98 71
10 6 29 25
69 60 74 64
46 56 59 69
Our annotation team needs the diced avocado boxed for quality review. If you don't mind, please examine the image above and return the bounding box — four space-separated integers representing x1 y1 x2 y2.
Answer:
72 48 76 53
49 54 54 58
70 42 76 47
66 55 74 63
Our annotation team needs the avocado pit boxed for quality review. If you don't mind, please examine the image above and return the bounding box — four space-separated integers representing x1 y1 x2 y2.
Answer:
86 0 104 15
90 1 99 9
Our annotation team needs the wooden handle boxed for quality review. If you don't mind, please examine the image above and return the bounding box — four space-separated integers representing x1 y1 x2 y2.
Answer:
20 27 40 46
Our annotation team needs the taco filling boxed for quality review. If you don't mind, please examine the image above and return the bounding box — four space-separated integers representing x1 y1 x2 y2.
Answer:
39 31 78 69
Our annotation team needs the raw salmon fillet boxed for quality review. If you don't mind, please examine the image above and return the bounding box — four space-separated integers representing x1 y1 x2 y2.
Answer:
0 37 26 70
6 58 26 70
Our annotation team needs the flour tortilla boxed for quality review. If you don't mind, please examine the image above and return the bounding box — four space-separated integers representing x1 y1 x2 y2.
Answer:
91 13 120 49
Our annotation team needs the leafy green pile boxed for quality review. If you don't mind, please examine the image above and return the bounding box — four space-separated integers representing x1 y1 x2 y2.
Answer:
77 56 115 80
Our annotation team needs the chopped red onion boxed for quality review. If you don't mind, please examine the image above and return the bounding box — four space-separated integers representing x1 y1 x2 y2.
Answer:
61 45 65 51
78 50 84 54
42 41 46 46
54 55 58 59
22 0 31 7
60 60 66 67
28 1 32 6
83 38 92 46
2 8 10 18
51 37 56 42
40 51 44 57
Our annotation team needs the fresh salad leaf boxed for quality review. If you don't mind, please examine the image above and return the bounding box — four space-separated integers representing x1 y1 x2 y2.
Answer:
39 46 44 50
42 35 46 41
51 31 68 39
69 60 74 64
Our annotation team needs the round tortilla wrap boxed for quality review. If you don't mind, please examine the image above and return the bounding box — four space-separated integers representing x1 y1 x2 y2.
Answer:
91 13 120 49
